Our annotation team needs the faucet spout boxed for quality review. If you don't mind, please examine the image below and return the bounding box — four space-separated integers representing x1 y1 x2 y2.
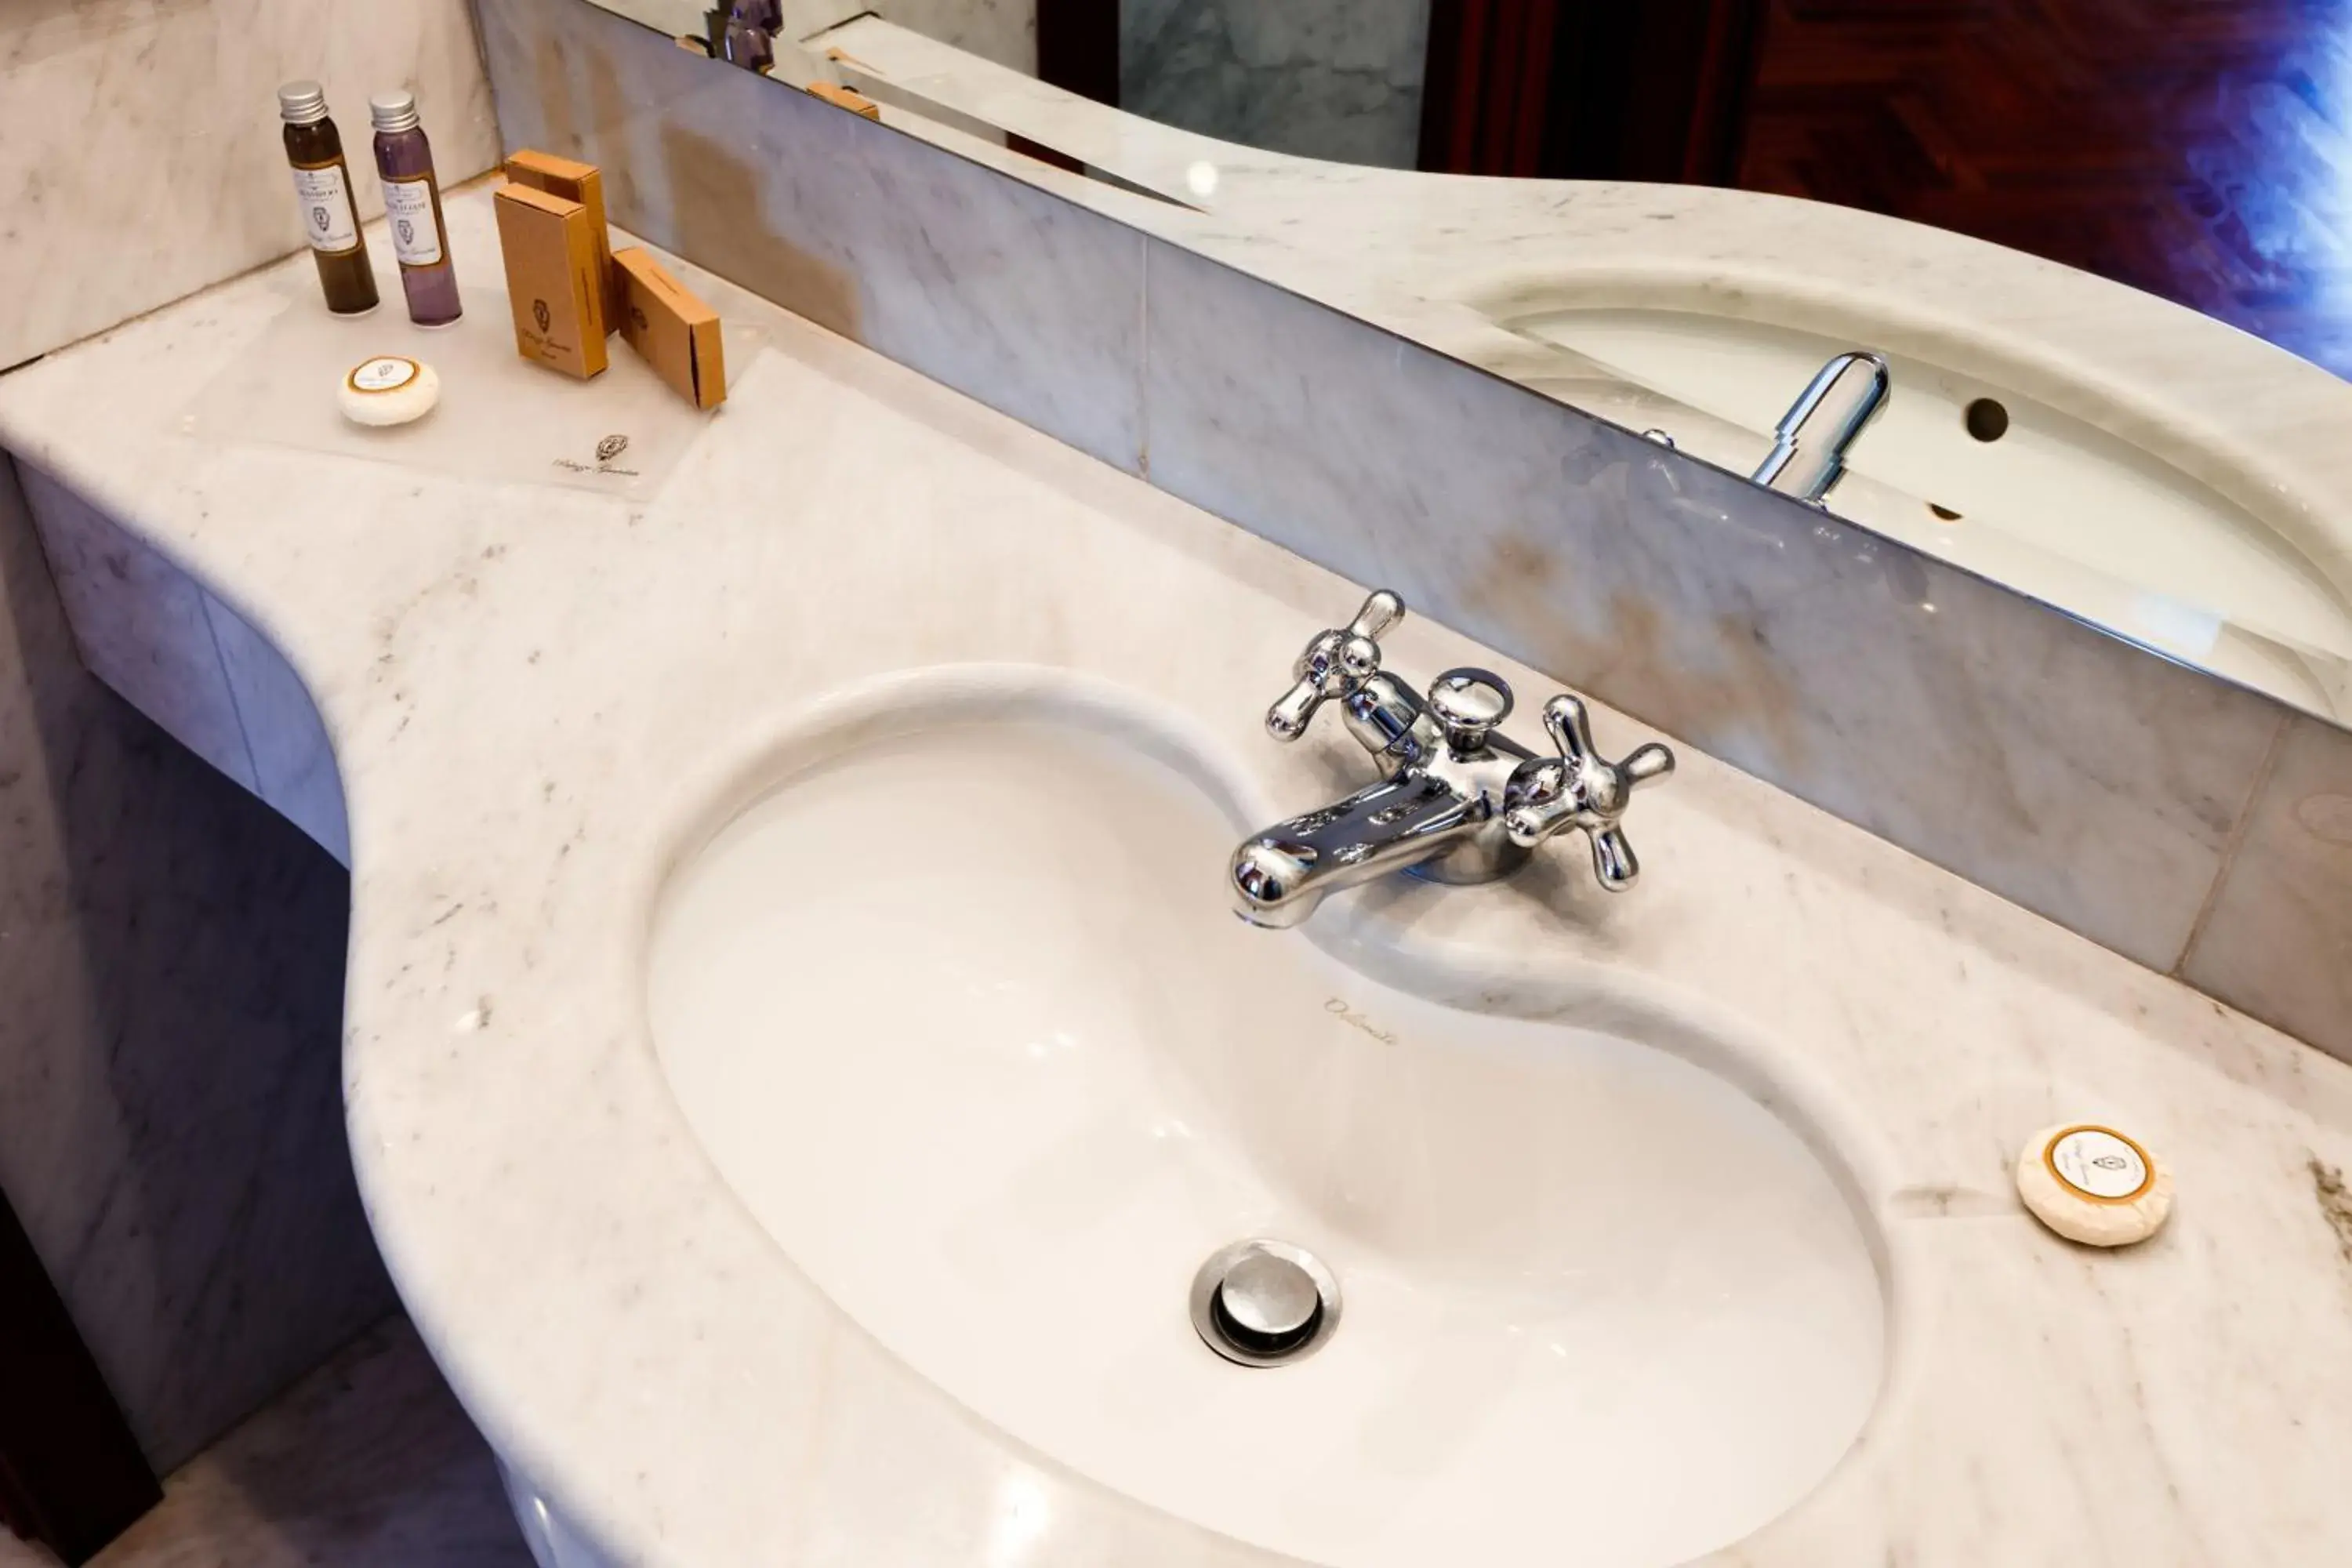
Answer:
1229 773 1494 928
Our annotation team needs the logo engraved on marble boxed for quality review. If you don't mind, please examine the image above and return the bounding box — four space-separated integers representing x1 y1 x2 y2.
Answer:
551 434 641 480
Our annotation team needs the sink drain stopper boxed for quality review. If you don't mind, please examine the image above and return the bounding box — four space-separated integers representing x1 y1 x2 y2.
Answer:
1190 1240 1341 1367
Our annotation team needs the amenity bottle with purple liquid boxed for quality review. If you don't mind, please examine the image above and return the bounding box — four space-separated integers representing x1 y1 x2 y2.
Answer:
370 90 462 327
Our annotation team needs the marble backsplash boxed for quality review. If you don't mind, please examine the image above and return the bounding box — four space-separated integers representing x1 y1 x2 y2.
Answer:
0 0 498 368
1120 0 1432 169
483 0 2352 1062
0 456 392 1472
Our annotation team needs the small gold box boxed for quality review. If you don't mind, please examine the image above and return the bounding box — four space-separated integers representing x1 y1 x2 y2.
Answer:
492 182 608 380
503 149 619 331
613 248 726 411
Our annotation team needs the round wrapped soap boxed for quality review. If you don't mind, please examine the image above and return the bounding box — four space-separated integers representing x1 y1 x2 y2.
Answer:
337 354 439 426
2016 1123 2172 1247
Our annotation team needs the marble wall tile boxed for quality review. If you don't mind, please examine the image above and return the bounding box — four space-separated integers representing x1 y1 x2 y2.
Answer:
0 0 499 368
1121 0 1432 169
879 0 1037 76
477 0 1147 476
0 456 392 1472
1138 239 2290 973
2180 717 2352 1062
19 463 351 865
17 461 256 793
205 591 351 866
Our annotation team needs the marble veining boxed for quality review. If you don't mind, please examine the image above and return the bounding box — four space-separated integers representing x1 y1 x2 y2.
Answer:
1121 0 1432 169
0 0 499 368
4 191 2352 1563
0 457 390 1473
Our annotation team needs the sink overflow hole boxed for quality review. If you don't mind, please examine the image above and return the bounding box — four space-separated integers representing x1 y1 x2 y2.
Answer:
1964 397 2009 442
1190 1240 1341 1367
1929 503 1964 521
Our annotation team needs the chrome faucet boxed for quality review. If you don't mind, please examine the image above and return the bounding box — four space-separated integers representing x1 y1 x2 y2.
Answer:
1229 592 1675 928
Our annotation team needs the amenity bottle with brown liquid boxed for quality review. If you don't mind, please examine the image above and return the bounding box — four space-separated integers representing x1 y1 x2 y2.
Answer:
278 82 379 316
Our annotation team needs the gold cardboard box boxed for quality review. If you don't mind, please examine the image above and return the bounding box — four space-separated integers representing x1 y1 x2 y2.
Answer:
807 82 882 120
613 247 727 410
503 149 618 331
492 182 609 379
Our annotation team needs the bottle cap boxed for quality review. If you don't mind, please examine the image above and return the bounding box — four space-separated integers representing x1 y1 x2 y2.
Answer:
368 90 421 135
278 80 329 125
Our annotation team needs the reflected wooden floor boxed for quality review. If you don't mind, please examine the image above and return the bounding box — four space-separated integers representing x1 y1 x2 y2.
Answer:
1740 0 2352 379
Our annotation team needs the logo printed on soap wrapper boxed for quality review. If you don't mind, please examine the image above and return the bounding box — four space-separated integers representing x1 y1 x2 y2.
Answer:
346 356 419 394
2043 1125 2156 1203
533 298 552 333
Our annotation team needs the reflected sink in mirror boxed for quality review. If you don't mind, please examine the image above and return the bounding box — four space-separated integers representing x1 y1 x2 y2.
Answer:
648 670 1886 1567
1492 296 2352 718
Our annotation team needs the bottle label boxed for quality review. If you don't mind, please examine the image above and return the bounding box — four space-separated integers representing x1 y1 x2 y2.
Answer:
290 162 359 255
2045 1127 2152 1202
383 176 443 267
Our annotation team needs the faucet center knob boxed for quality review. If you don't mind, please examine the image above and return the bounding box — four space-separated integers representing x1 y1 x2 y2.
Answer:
1426 668 1513 753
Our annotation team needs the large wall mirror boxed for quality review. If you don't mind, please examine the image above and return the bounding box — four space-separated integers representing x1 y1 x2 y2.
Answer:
594 0 2352 728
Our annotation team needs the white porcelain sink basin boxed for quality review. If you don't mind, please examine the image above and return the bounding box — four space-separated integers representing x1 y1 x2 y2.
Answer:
1504 301 2352 716
648 672 1886 1567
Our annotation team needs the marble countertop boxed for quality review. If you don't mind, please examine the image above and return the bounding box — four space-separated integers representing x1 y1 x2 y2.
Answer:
6 190 2352 1565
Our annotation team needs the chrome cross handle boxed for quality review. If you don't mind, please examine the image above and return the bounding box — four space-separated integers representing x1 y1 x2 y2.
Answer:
1265 590 1405 741
1502 694 1677 890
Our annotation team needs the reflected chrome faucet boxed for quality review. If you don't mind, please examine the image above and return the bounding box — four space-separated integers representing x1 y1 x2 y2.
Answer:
1229 592 1675 928
1752 351 1891 504
708 1 781 71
